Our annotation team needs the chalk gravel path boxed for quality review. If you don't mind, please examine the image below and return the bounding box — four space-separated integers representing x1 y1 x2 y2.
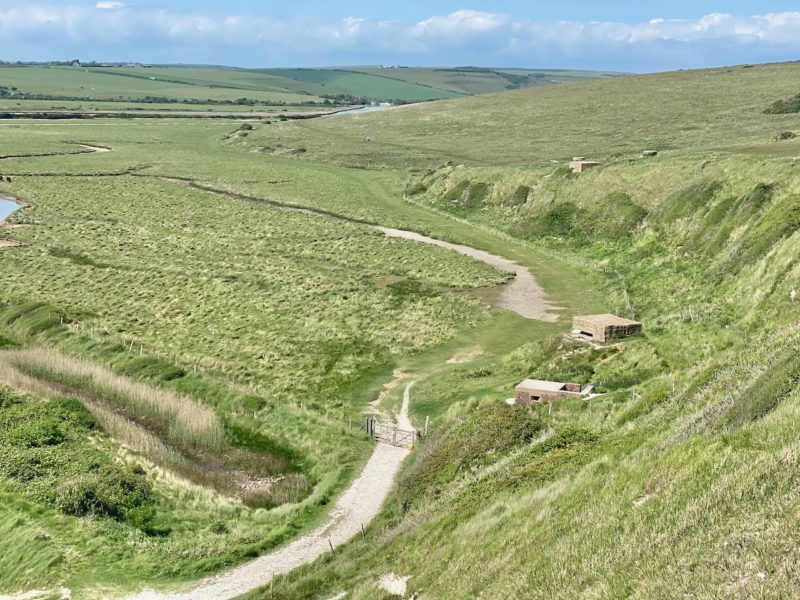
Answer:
127 382 416 600
377 227 558 322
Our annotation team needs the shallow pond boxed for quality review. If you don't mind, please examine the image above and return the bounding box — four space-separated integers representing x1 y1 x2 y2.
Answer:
0 197 21 221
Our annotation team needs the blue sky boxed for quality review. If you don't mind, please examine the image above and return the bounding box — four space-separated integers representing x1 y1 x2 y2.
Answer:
1 1 799 71
133 1 800 22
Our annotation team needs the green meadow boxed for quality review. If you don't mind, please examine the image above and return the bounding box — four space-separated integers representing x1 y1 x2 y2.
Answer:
0 111 599 597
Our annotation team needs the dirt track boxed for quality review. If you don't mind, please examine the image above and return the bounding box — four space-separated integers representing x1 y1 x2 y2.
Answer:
377 227 559 322
171 180 559 322
126 381 416 600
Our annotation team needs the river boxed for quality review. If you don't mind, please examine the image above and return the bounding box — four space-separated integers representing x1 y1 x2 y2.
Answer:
327 104 392 117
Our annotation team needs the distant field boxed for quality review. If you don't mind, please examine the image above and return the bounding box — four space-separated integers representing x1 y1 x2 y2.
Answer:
0 66 323 104
0 64 615 113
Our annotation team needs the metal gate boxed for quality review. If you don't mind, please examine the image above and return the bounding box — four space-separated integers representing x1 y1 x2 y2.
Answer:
364 418 417 447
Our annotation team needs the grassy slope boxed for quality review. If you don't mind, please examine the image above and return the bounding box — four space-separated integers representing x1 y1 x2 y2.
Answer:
235 62 800 599
244 61 800 168
347 67 621 96
0 66 323 104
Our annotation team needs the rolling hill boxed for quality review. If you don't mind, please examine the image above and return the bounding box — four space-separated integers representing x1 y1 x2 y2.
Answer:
0 63 617 111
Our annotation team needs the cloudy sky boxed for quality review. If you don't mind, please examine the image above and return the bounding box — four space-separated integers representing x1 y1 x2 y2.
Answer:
1 1 799 71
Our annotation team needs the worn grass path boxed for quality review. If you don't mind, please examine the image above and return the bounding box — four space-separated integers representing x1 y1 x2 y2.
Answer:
126 381 416 600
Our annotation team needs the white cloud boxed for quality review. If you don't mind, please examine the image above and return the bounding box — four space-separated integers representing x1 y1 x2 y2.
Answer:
0 6 799 70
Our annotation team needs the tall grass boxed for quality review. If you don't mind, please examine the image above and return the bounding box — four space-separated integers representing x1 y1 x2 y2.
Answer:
0 348 305 504
5 347 224 450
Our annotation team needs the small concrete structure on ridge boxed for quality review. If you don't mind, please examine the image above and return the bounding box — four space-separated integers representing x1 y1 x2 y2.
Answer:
569 156 602 173
573 314 642 344
514 379 585 404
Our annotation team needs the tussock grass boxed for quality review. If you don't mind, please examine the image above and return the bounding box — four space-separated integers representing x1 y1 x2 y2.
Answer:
3 347 224 449
0 348 301 500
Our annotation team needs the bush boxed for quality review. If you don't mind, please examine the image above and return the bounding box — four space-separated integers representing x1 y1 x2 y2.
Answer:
56 467 153 523
11 418 65 448
765 94 800 114
506 185 530 206
464 183 490 209
405 182 427 196
402 404 542 505
0 390 158 532
592 192 647 238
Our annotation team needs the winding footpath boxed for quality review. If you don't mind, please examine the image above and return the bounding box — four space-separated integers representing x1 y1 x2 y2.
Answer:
128 382 415 600
174 180 560 322
376 227 558 322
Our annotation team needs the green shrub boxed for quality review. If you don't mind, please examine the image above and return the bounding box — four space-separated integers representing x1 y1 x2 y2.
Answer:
503 185 530 206
0 390 158 532
765 94 800 114
465 182 489 209
56 467 152 523
405 181 427 196
402 404 542 505
11 418 65 448
592 192 648 238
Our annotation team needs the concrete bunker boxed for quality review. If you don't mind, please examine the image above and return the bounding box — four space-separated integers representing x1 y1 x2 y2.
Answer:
569 157 602 173
572 314 642 344
514 379 585 404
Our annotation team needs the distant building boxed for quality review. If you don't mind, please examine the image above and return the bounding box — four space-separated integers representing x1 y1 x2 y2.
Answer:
569 157 602 173
514 379 584 404
572 314 642 344
71 60 81 68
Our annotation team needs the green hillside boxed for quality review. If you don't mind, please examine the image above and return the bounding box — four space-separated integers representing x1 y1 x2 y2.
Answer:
230 61 800 599
349 66 622 95
242 61 800 168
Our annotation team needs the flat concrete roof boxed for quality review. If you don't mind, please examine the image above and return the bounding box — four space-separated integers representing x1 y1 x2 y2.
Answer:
516 379 569 392
574 314 641 326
